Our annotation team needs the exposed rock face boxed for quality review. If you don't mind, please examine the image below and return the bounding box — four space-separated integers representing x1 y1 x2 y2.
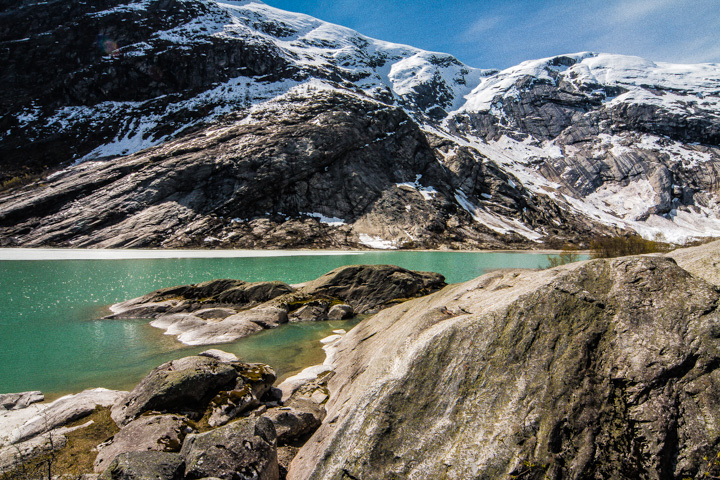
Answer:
98 451 185 480
180 416 279 480
289 255 720 480
0 391 43 411
110 356 276 427
108 264 446 345
668 239 720 286
94 414 195 473
0 88 589 249
0 388 127 473
9 388 126 445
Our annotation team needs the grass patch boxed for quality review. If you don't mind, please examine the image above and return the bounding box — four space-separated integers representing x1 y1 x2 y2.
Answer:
0 407 118 479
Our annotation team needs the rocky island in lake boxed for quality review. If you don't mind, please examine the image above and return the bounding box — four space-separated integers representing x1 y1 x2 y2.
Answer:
106 264 446 345
4 241 720 479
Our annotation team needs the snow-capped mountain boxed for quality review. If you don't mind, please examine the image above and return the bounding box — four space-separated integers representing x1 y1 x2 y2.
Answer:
1 0 718 248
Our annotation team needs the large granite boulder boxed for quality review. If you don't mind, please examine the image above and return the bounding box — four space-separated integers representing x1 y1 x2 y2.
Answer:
289 255 720 480
264 398 324 445
98 451 184 480
180 416 278 480
110 356 275 427
94 414 194 473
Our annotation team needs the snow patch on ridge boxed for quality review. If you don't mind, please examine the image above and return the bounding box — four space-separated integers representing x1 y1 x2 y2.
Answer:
359 234 397 250
396 174 439 201
455 190 543 241
303 212 346 226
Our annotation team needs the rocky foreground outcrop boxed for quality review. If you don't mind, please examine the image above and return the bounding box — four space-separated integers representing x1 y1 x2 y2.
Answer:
1 347 336 480
107 264 446 345
289 247 720 479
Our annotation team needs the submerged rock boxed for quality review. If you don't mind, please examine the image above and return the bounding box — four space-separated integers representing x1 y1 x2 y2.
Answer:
289 255 720 480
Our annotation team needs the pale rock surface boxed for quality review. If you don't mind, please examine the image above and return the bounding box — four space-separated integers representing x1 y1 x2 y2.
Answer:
668 239 720 286
0 391 44 411
289 253 720 479
199 349 240 363
8 388 126 445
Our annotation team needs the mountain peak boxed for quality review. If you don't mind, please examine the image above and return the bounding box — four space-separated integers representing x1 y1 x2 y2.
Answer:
1 0 719 248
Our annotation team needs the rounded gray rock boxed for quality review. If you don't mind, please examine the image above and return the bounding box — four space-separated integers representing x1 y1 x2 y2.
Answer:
94 414 194 473
181 416 278 480
98 451 184 480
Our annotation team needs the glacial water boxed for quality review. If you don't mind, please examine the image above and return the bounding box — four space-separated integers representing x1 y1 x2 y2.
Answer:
0 250 570 397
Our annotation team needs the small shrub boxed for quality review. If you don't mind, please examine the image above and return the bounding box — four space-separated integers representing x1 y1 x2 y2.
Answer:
548 245 580 268
590 234 674 259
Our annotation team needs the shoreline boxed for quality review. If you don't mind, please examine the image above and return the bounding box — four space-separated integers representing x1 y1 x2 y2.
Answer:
0 247 579 261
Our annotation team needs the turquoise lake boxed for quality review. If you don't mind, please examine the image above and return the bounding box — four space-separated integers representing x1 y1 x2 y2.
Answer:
0 250 567 397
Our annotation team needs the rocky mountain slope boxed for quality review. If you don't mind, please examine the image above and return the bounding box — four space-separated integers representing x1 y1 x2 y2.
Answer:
288 244 720 479
1 0 719 248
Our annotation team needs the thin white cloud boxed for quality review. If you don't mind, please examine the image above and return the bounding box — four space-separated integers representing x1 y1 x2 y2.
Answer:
608 0 679 23
463 15 505 39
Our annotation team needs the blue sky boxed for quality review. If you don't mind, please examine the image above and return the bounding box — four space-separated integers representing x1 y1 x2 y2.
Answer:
262 0 720 69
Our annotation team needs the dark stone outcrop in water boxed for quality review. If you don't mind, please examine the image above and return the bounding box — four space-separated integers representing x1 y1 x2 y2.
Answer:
289 253 720 479
107 264 446 345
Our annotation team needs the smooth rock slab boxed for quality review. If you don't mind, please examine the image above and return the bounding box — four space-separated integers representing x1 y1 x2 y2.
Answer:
288 256 720 480
181 416 278 480
9 388 127 445
98 451 184 480
94 414 194 473
199 349 239 363
0 391 44 411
